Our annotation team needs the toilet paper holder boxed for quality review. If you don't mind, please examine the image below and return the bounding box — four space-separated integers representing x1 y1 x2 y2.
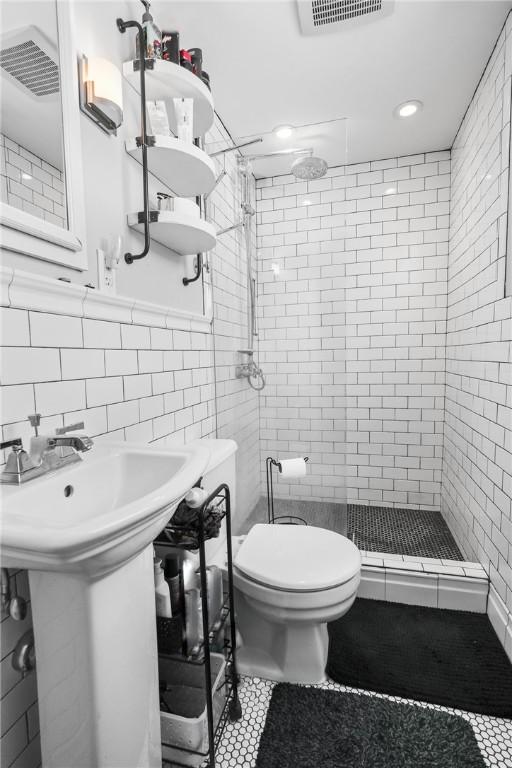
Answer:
265 456 309 525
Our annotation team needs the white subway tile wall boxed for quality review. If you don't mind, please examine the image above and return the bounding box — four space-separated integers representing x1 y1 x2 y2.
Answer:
441 16 512 618
256 152 450 508
0 134 67 229
0 117 259 768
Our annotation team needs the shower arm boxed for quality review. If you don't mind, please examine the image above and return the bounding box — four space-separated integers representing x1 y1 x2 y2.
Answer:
243 148 313 162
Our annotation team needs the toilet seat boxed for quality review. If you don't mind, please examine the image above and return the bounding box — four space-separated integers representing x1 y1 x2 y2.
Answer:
234 523 360 592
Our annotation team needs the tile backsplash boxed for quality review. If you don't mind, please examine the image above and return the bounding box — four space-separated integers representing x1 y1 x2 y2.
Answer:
1 312 216 445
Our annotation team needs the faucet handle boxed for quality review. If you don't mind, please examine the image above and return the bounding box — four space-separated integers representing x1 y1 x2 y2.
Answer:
27 414 41 436
56 422 85 435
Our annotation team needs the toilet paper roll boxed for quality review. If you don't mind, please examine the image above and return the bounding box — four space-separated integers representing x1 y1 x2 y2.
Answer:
278 457 308 478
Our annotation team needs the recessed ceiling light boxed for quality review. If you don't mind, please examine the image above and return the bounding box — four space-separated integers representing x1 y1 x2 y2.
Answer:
384 187 396 195
22 172 32 180
274 125 294 139
394 100 423 119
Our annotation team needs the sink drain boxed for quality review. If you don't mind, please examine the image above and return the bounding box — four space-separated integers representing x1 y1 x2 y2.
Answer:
63 485 74 498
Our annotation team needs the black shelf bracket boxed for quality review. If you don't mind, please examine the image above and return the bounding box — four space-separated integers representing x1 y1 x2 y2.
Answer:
117 18 151 264
137 210 159 224
183 253 203 286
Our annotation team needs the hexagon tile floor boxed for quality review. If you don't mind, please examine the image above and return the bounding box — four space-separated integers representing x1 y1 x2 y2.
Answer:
204 676 512 768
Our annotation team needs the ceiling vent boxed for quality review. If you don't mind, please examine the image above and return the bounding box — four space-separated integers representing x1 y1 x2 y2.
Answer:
297 0 395 35
0 26 59 98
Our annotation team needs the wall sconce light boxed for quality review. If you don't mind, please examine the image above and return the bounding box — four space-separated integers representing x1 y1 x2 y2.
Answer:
79 55 123 135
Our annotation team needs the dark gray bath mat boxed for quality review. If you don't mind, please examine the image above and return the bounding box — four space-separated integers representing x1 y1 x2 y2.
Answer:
255 684 485 768
327 599 512 717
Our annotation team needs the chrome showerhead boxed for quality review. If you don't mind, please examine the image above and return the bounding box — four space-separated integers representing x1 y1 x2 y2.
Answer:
291 155 328 180
238 144 328 179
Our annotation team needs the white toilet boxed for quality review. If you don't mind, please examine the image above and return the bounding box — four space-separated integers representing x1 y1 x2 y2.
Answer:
191 438 361 685
233 524 360 683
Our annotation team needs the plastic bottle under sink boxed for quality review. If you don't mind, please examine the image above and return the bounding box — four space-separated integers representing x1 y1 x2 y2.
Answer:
154 558 172 618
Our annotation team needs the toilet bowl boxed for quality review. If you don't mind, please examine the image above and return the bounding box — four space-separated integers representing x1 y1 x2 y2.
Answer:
233 523 361 684
186 438 361 685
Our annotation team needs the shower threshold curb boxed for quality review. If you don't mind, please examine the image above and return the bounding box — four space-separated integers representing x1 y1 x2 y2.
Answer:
360 553 489 613
232 535 489 613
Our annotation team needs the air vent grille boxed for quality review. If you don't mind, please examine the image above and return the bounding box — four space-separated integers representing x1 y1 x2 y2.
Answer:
0 39 59 96
312 0 382 26
297 0 394 35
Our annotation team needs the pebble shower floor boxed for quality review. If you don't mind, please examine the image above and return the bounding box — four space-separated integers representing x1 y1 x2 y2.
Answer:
161 675 512 768
347 504 464 560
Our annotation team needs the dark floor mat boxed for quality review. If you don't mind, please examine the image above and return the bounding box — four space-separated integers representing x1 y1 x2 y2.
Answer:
348 504 463 559
327 598 512 717
255 684 485 768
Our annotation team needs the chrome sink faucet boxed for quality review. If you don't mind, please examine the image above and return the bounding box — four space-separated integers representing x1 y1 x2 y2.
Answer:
0 415 94 485
47 428 94 453
0 438 46 485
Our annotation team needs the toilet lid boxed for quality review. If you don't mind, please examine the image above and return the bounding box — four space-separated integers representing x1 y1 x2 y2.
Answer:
234 524 361 591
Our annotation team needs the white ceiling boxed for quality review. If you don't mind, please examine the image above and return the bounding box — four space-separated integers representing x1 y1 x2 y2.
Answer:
162 0 512 177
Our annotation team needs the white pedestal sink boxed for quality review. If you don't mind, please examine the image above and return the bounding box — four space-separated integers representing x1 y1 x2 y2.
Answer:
1 441 210 768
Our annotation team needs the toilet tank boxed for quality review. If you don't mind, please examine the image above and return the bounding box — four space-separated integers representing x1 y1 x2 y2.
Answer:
185 438 238 566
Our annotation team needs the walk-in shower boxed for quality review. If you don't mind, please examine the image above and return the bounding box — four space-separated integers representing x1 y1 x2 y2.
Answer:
230 148 464 563
212 140 463 564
